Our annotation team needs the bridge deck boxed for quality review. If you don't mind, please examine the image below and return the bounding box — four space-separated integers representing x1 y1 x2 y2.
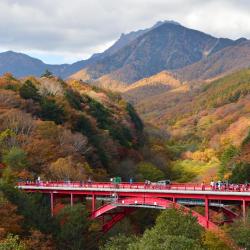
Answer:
17 182 250 200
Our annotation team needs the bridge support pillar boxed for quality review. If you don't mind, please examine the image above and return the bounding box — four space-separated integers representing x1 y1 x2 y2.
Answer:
50 192 54 217
70 193 73 207
205 197 209 228
242 199 247 222
92 194 96 212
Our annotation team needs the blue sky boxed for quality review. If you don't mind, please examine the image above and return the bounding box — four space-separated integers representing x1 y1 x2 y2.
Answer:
0 0 249 64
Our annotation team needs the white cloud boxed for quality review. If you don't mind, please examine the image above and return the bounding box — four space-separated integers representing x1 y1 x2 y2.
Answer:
0 0 249 63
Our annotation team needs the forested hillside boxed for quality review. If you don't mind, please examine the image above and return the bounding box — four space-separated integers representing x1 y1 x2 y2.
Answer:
127 69 250 183
123 71 181 103
0 71 178 249
0 71 148 180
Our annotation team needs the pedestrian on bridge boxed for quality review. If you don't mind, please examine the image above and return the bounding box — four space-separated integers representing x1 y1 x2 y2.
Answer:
201 181 205 191
88 177 92 187
210 180 215 190
129 178 133 184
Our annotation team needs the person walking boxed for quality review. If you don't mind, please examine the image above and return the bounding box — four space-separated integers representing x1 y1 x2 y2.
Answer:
210 180 214 190
201 181 205 191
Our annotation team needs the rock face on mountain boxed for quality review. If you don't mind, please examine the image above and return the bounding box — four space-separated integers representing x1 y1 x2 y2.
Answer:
90 20 176 60
175 40 250 82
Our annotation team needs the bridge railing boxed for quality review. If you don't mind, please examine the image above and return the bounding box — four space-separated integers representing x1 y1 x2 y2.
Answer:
17 181 250 192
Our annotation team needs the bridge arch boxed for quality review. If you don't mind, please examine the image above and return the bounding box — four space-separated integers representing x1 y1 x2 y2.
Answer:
92 196 218 232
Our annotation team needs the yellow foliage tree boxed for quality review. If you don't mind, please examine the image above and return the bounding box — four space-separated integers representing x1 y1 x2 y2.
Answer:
47 156 89 181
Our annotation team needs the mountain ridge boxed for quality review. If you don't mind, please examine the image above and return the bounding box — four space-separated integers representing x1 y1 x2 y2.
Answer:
71 22 246 84
0 21 174 79
0 21 249 85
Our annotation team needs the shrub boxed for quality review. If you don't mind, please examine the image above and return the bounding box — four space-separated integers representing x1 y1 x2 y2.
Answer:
230 162 250 183
88 97 111 129
39 98 65 124
4 84 19 92
0 184 59 235
74 115 109 167
0 234 27 250
229 215 250 249
41 70 53 78
2 147 28 171
101 234 137 250
64 89 83 110
1 110 34 136
74 115 94 136
47 157 87 181
19 80 41 102
56 204 98 250
136 162 165 181
109 125 133 148
126 103 143 132
219 145 239 176
242 129 250 145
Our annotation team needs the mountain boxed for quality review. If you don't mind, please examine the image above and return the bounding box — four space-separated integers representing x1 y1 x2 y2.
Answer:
0 51 68 77
72 22 242 84
69 21 185 83
59 21 182 79
0 50 97 79
90 20 179 61
175 39 250 82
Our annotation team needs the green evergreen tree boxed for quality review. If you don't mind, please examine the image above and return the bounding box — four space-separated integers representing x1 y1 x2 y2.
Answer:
56 204 98 250
19 80 41 101
39 98 65 124
41 69 53 78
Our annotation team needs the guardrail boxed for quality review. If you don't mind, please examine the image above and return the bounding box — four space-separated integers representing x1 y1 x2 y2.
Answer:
17 182 250 192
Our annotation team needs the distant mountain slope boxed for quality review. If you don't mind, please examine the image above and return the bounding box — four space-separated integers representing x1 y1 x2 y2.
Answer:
134 69 250 148
59 23 155 78
90 20 177 60
175 39 250 81
0 51 68 77
73 22 241 84
90 28 148 61
123 71 181 103
0 22 169 78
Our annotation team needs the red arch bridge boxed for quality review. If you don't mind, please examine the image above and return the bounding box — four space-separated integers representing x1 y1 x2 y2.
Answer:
17 182 249 233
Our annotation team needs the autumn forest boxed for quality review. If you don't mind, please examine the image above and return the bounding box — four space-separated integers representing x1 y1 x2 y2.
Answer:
1 11 250 250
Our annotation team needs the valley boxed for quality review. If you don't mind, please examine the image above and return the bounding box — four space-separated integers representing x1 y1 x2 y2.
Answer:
1 19 250 250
